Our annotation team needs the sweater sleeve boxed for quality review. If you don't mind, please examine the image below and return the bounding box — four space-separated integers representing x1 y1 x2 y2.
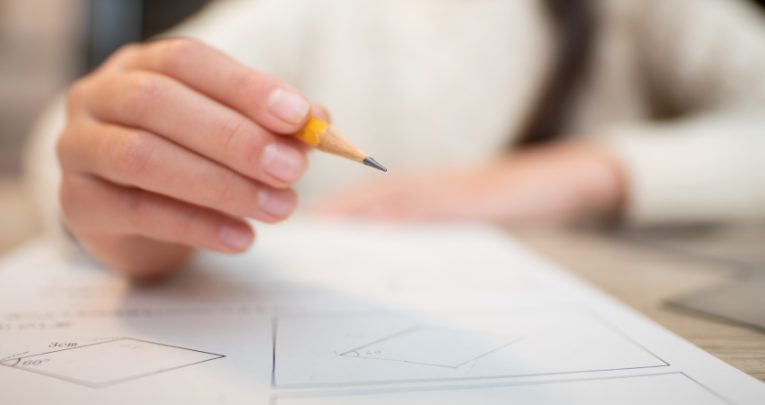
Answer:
602 0 765 225
165 0 312 84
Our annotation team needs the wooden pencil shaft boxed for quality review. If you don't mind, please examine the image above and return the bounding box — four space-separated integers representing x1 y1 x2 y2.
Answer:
317 127 366 163
294 117 386 171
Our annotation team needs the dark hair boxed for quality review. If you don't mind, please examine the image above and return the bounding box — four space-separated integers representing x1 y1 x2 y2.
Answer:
515 0 596 147
516 0 764 147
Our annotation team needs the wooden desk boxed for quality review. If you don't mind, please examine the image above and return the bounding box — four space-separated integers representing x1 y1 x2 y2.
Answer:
514 227 765 382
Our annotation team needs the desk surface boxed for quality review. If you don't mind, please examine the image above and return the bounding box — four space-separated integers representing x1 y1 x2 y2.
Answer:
514 227 765 382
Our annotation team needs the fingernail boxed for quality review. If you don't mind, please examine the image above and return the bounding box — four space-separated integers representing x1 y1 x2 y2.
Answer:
259 189 296 218
262 143 306 183
266 88 310 125
219 224 253 250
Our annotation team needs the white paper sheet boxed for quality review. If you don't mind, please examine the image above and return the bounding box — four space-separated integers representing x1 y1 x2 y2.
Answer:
0 220 763 404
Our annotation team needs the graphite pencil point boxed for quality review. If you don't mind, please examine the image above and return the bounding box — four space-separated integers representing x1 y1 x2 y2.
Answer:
362 156 388 172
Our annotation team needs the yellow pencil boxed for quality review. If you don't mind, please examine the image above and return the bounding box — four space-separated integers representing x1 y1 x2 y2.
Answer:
295 117 387 172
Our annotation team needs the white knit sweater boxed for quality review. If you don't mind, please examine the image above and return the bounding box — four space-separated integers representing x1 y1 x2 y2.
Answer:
25 0 765 230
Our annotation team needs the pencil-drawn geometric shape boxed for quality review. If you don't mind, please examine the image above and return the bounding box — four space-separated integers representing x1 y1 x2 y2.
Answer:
273 310 669 388
0 337 224 388
338 325 522 368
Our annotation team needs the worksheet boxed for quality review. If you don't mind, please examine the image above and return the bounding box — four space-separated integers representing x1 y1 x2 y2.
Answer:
0 221 763 404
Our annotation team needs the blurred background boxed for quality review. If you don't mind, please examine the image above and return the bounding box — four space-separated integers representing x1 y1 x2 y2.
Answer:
0 0 209 253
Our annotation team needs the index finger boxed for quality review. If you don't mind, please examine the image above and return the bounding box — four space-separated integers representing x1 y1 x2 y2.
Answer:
120 38 311 135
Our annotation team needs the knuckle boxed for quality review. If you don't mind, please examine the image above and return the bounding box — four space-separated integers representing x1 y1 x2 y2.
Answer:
112 131 155 180
241 127 272 166
239 72 269 107
216 114 250 152
157 38 201 72
66 78 91 110
110 43 142 63
212 169 239 204
123 72 165 115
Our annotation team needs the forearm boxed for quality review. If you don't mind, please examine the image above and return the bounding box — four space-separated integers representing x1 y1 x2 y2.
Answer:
495 142 626 224
316 140 627 225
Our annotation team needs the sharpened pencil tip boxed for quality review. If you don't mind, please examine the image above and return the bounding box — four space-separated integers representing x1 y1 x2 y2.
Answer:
363 156 388 172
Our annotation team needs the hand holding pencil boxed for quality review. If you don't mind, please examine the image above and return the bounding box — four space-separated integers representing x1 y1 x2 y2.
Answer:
56 38 384 277
296 117 387 172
